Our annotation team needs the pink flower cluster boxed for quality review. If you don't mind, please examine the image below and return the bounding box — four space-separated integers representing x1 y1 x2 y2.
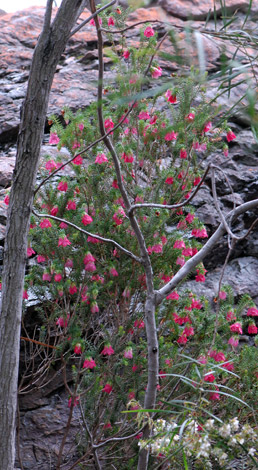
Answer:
165 89 177 103
195 268 207 282
82 212 93 226
58 236 71 247
40 219 52 229
95 153 108 164
144 26 155 38
83 252 96 272
247 307 258 316
151 66 162 78
49 132 60 145
101 344 115 356
148 243 163 255
113 207 126 225
192 228 208 238
166 291 179 301
83 357 96 369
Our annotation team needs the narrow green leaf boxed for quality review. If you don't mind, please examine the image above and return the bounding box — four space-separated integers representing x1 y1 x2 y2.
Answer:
203 390 251 407
242 0 253 28
219 16 238 30
214 1 217 30
204 8 212 28
182 449 189 470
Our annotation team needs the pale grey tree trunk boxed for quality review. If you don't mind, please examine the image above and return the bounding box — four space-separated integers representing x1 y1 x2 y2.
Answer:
0 1 87 468
137 292 159 470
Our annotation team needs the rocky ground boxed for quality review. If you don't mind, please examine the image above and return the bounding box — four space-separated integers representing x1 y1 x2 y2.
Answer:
0 1 257 468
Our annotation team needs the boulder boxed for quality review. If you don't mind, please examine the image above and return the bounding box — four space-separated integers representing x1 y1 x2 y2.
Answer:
182 256 258 304
0 156 15 187
16 393 81 470
158 0 256 20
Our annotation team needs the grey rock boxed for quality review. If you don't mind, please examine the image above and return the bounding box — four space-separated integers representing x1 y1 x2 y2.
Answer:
16 393 81 470
0 156 15 187
158 0 255 21
182 256 258 304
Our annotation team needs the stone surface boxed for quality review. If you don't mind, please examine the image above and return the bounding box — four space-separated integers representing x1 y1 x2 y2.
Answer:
0 156 15 187
16 393 81 470
182 256 258 304
0 4 257 145
158 0 256 20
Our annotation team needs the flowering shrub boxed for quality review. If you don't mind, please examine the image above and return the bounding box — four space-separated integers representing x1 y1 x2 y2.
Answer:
15 7 258 469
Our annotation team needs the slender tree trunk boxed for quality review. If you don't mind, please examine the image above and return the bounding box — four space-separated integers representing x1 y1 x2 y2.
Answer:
137 292 159 470
0 2 87 468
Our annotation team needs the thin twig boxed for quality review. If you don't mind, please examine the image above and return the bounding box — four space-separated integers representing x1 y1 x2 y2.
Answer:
56 357 83 469
211 241 235 348
61 353 73 396
91 5 158 469
79 402 103 470
101 19 162 34
128 165 210 216
69 0 116 37
211 166 258 245
20 336 57 349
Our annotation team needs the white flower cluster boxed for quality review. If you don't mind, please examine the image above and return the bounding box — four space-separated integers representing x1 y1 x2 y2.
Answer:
138 419 179 453
138 416 257 468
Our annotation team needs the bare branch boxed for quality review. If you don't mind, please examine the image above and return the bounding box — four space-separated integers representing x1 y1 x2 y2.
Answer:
156 198 258 304
93 427 144 449
128 165 210 216
41 0 53 36
20 336 57 349
57 357 82 469
70 0 116 38
66 424 143 470
211 165 258 245
101 19 162 34
211 241 235 348
32 210 142 263
79 402 103 470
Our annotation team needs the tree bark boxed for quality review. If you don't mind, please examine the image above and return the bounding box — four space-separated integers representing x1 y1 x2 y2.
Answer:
0 1 87 468
137 292 159 470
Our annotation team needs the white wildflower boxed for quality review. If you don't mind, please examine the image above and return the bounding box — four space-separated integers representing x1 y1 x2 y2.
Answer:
242 424 256 438
188 420 198 433
219 452 228 465
248 447 256 456
228 436 237 446
219 423 231 438
205 419 215 430
166 421 178 431
200 435 211 452
236 435 245 445
230 417 239 432
196 449 209 458
151 441 161 453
